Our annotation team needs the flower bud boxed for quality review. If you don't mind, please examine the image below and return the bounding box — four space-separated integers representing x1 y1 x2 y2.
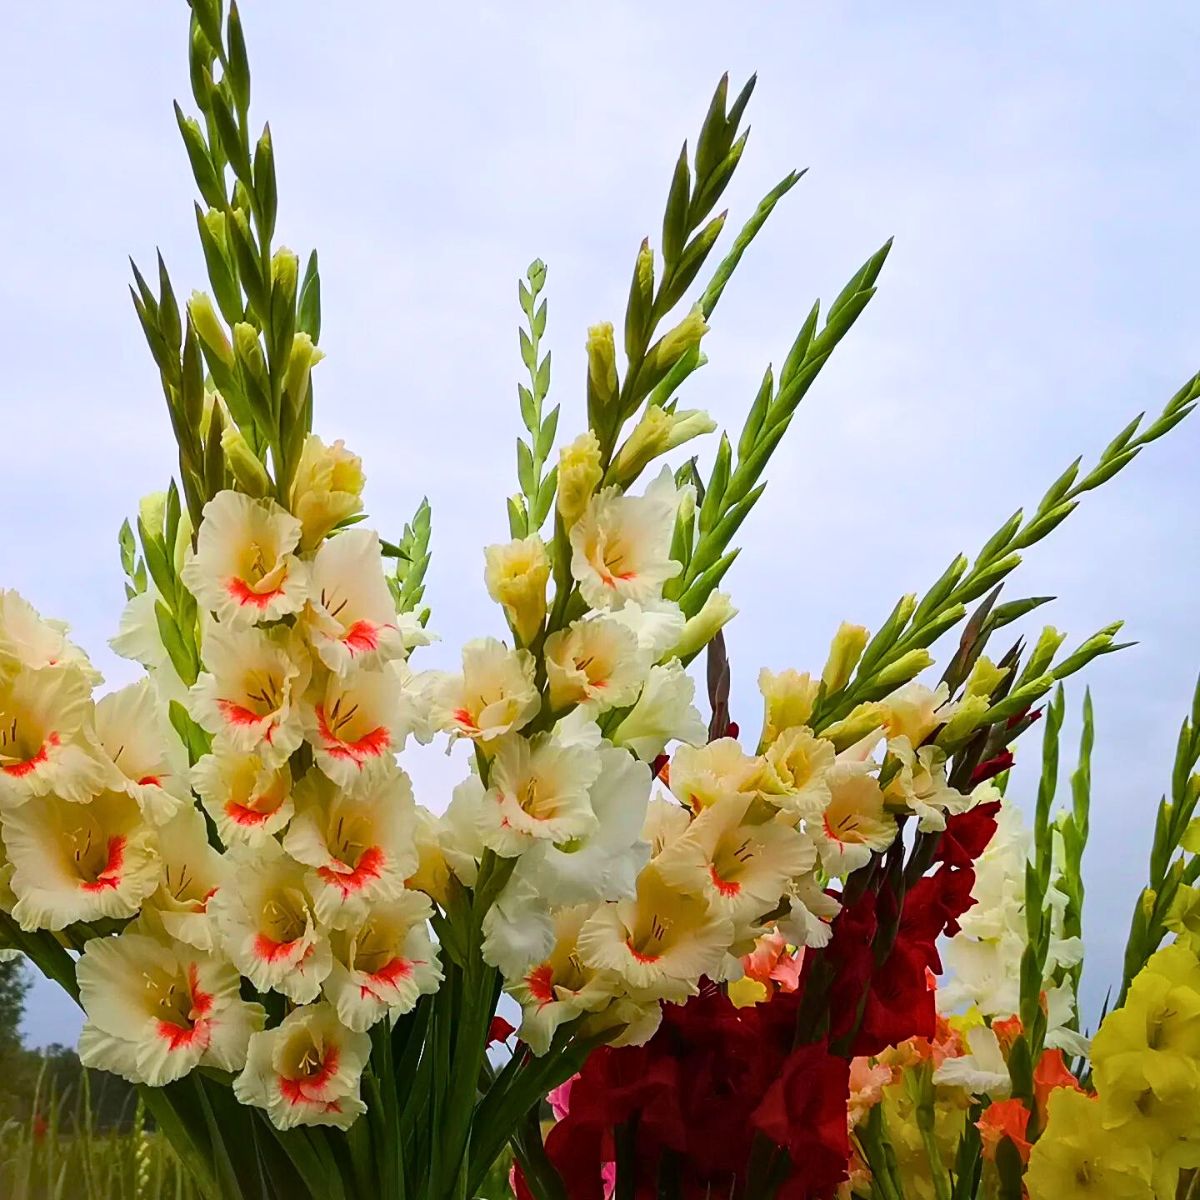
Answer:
965 655 1009 700
288 435 365 549
820 702 886 752
757 667 820 748
586 322 619 420
484 536 550 645
669 591 736 662
639 306 709 394
221 422 273 498
187 291 233 367
557 432 603 528
138 491 168 540
936 694 989 747
611 406 716 486
821 622 869 693
872 649 935 692
283 333 322 416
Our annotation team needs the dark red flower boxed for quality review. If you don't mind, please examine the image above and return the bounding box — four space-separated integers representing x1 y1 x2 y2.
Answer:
487 1015 516 1046
751 1041 850 1196
970 750 1014 784
936 801 1001 869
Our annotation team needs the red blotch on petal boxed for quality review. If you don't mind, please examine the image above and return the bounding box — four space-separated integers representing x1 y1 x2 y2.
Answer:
317 846 385 897
226 577 286 609
80 837 126 893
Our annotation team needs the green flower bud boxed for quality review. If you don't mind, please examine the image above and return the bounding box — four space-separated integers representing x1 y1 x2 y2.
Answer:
821 622 870 693
221 422 273 498
187 291 233 367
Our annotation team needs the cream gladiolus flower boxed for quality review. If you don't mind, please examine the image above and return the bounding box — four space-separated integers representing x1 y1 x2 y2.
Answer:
611 661 707 761
557 431 603 528
3 788 159 930
654 794 816 921
881 680 953 746
812 764 897 876
668 738 770 813
430 637 539 744
94 679 190 825
510 905 616 1055
323 891 442 1032
762 725 837 820
188 622 309 765
440 775 488 887
191 746 293 845
234 1002 370 1130
181 491 309 626
289 435 365 551
137 805 225 952
512 744 651 906
481 879 556 978
608 599 687 658
77 932 264 1086
779 876 842 949
0 589 101 684
0 666 111 806
406 805 452 907
304 529 406 676
478 733 602 857
283 766 417 927
568 467 683 611
108 588 189 709
484 536 550 645
210 840 331 1003
544 616 647 713
303 664 409 790
577 864 733 1000
757 667 821 748
882 736 971 832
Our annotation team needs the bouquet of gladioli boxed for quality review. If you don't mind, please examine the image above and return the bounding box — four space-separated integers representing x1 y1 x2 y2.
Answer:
1 3 1196 1199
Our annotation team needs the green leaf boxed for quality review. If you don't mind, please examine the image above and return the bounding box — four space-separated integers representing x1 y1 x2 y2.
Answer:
298 250 322 342
516 438 536 497
210 84 252 183
536 404 559 461
662 141 691 266
518 383 536 433
226 1 251 115
175 103 226 209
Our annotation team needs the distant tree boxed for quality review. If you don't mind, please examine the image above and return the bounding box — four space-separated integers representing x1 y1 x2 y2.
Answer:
0 956 34 1120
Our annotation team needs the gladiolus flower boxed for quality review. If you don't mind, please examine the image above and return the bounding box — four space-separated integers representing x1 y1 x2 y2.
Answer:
137 804 225 952
881 680 953 745
209 840 331 1003
181 491 308 626
283 766 417 927
93 679 191 825
557 432 604 529
756 667 820 747
977 1099 1031 1163
288 436 365 551
611 661 707 762
0 590 100 683
191 746 294 845
510 906 617 1055
430 637 539 743
3 788 159 930
304 529 406 675
303 664 410 790
668 738 766 813
478 733 602 857
577 864 733 1000
323 891 442 1031
569 468 683 611
234 1003 370 1130
0 666 111 807
544 617 647 713
188 623 309 766
77 931 264 1086
762 725 837 820
811 764 896 876
484 536 550 645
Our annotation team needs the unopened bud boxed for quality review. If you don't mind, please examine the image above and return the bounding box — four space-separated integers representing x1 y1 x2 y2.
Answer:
821 622 869 693
612 406 716 485
221 422 273 498
484 536 550 646
586 322 619 419
187 291 232 367
557 431 603 528
669 591 736 662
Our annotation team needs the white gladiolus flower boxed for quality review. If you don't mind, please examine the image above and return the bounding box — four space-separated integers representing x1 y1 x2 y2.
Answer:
188 623 310 766
654 794 816 921
180 490 308 626
577 864 733 1001
191 747 294 845
778 876 841 949
108 589 189 709
810 764 897 877
509 906 616 1056
323 891 442 1032
430 638 539 743
304 529 406 676
283 766 418 927
481 879 556 979
608 599 687 658
932 1025 1012 1097
210 841 331 1003
0 590 101 684
544 617 648 713
882 736 973 832
3 788 160 930
611 661 707 761
77 932 264 1086
0 666 112 806
568 467 684 611
477 733 602 857
642 793 692 855
234 1002 370 1130
94 679 191 825
512 744 651 906
440 775 487 887
303 665 410 790
136 805 225 952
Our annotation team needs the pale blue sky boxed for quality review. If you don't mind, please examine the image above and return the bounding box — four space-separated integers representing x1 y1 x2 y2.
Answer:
2 2 1198 1046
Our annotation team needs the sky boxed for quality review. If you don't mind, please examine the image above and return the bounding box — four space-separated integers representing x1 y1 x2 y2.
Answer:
2 1 1198 1048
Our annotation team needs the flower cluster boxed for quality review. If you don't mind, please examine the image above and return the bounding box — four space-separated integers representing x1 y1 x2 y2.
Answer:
0 461 444 1129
